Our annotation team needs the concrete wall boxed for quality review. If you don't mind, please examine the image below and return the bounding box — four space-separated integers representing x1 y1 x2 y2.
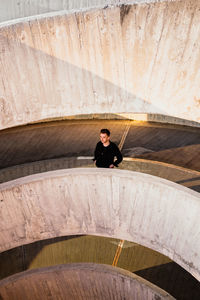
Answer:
0 263 175 300
0 1 200 129
0 168 200 281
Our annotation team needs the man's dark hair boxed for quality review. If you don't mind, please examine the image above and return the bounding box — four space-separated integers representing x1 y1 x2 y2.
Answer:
100 128 110 136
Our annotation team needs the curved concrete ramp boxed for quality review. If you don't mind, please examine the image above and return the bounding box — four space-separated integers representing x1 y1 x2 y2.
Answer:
0 168 200 281
0 263 174 300
1 0 200 129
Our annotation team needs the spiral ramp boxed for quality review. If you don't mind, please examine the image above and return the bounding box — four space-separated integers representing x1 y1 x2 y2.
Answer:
0 1 200 299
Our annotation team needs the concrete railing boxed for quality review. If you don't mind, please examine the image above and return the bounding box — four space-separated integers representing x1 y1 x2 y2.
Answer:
0 263 175 299
0 156 200 190
0 168 200 281
0 1 200 130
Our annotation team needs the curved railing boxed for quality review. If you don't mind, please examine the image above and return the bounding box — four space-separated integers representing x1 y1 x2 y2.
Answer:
1 156 200 192
0 263 175 299
0 168 199 280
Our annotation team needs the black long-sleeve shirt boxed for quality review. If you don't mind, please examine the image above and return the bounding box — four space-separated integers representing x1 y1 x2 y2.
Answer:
94 141 123 168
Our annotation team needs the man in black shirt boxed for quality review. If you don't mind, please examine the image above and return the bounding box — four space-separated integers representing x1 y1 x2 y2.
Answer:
93 128 123 168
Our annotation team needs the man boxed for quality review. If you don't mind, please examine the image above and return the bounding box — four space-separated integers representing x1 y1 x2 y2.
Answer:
93 128 123 168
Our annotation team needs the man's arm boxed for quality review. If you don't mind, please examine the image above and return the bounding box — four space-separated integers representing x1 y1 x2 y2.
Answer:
93 142 101 161
113 144 123 167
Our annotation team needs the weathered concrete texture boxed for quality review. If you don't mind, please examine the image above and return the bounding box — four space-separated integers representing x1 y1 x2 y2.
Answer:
0 263 175 300
1 1 200 130
0 168 200 281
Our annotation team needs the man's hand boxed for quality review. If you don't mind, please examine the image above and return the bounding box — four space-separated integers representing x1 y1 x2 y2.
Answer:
109 164 114 168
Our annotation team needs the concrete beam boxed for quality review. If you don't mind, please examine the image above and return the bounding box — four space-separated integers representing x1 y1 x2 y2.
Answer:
0 168 200 280
0 1 200 129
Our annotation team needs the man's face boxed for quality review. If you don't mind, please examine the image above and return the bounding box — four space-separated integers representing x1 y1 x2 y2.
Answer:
100 133 110 144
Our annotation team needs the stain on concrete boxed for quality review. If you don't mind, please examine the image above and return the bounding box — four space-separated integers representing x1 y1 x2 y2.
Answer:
96 224 114 235
120 4 131 25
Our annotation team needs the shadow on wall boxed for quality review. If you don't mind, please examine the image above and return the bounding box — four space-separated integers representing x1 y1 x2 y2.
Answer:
0 13 166 130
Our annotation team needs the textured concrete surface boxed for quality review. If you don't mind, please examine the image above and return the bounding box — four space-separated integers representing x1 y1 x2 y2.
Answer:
0 263 175 300
0 168 200 281
1 1 200 129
